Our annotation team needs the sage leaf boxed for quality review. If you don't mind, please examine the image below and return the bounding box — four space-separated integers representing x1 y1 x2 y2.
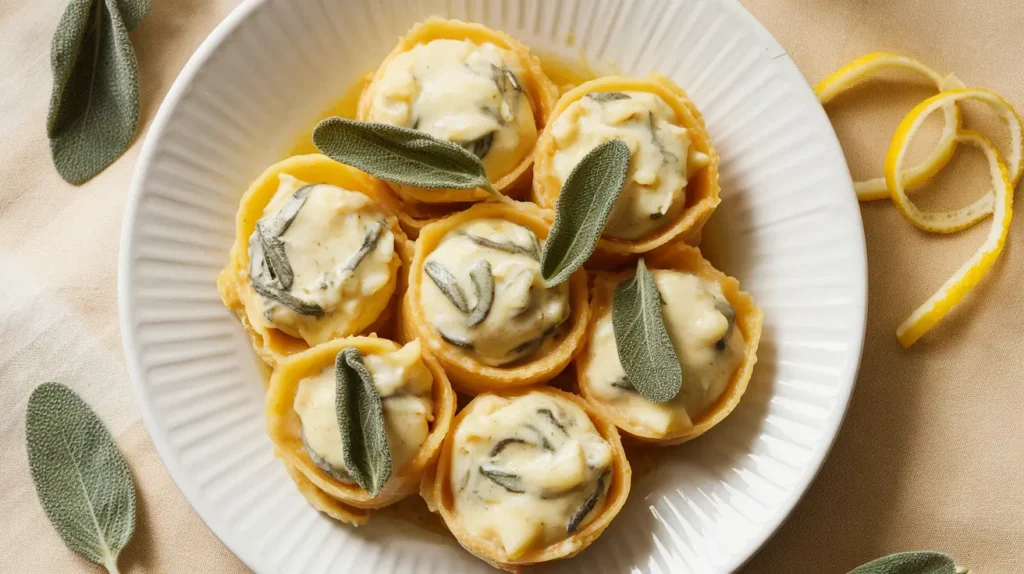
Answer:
335 347 392 496
567 470 609 533
26 382 136 572
467 259 494 327
462 231 540 260
479 466 525 493
540 139 630 287
313 117 501 198
489 438 528 457
439 329 474 349
612 258 682 403
461 132 494 160
848 552 957 574
587 92 631 102
424 260 470 314
342 221 384 272
302 432 353 483
47 0 151 185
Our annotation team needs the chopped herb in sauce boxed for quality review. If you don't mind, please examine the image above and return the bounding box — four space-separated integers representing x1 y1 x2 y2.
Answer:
567 470 609 533
467 259 494 327
586 91 631 103
425 260 470 313
480 466 525 493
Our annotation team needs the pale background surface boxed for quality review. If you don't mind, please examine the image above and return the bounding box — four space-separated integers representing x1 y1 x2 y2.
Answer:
2 0 1022 572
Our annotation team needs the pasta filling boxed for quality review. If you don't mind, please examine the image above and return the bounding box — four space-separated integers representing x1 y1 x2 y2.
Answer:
450 392 614 558
368 38 538 182
294 340 434 481
584 270 744 435
419 219 570 366
248 174 396 345
548 91 710 240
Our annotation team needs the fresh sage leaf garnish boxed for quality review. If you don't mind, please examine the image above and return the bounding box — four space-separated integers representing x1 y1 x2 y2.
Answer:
47 0 152 185
26 382 136 572
334 347 392 496
313 117 503 199
612 258 682 403
567 470 609 533
587 92 631 103
467 259 494 327
848 551 957 574
540 139 630 287
424 260 470 314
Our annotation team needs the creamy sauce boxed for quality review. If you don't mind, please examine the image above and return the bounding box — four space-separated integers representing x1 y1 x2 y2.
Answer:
549 91 709 240
419 219 570 366
368 39 538 182
450 392 614 558
583 270 744 435
294 340 434 480
248 174 396 345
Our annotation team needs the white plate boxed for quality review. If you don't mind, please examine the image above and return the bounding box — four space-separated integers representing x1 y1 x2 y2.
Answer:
118 0 867 572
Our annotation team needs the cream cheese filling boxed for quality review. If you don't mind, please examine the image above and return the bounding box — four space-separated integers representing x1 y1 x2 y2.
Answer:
294 340 434 482
248 174 395 344
583 270 744 435
368 38 538 182
549 91 709 240
450 392 614 558
419 218 570 366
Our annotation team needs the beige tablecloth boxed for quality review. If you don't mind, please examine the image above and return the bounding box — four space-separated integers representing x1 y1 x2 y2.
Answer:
3 0 1022 572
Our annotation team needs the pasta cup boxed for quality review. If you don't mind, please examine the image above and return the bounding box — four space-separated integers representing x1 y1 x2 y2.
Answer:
266 336 456 518
577 243 762 445
217 154 411 366
402 201 590 395
532 74 720 269
357 17 558 204
421 386 631 572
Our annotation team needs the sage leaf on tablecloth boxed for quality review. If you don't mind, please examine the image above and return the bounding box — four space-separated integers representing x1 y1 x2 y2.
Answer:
313 117 501 198
47 0 152 185
848 551 958 574
26 382 136 573
335 347 392 496
612 258 682 403
539 139 630 287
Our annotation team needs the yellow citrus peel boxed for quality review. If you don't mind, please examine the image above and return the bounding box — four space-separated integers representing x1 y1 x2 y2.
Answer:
885 88 1023 233
892 130 1013 347
815 52 965 201
820 54 1023 347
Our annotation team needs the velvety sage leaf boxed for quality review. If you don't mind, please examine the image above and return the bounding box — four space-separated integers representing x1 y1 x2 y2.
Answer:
540 139 630 287
848 552 957 574
612 258 682 403
26 382 136 572
111 0 151 31
335 348 392 496
47 0 143 185
313 117 499 197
